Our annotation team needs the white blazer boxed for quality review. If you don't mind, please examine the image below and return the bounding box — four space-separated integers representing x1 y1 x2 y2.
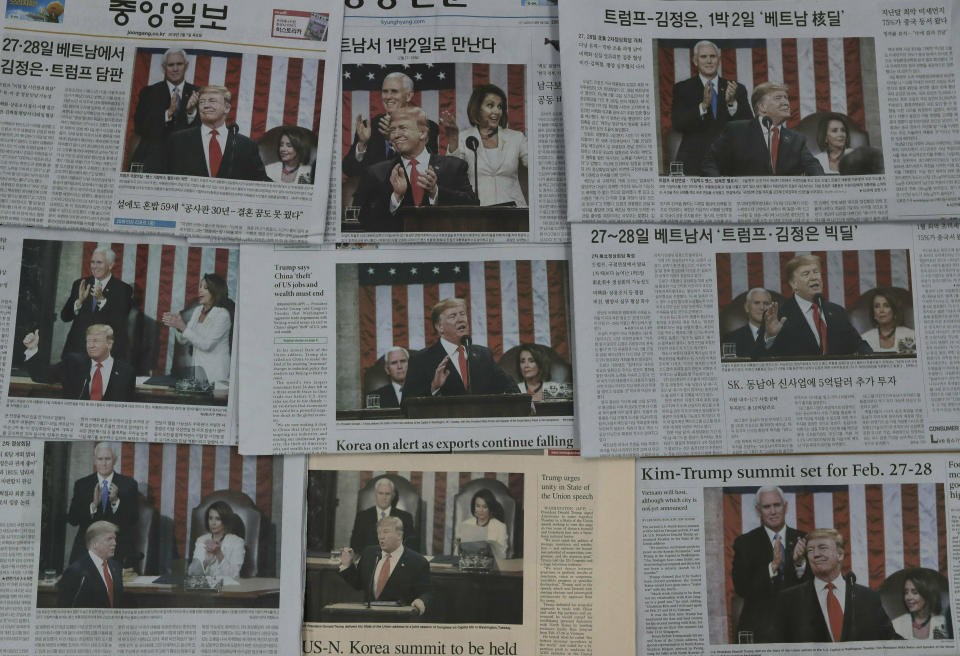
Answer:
449 126 528 207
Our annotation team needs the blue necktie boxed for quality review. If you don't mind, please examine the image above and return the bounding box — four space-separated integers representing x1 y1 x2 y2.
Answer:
709 81 718 118
100 480 109 513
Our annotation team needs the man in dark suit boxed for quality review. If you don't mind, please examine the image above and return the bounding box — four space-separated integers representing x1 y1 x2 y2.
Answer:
721 288 772 358
60 247 133 362
671 40 753 175
339 516 431 616
774 528 900 642
65 443 139 567
371 346 408 408
352 106 478 232
57 521 127 608
350 477 417 552
23 325 136 402
731 486 810 643
342 71 440 178
164 85 270 181
129 47 199 173
701 82 824 176
756 254 872 358
404 297 518 400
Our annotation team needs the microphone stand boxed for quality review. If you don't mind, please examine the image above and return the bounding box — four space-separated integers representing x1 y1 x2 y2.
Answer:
814 293 827 356
762 116 773 172
465 136 479 199
460 335 472 394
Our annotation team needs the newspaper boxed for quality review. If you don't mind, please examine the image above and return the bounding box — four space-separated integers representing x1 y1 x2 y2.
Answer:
557 0 960 223
4 438 304 655
302 450 633 655
635 451 959 653
571 219 960 458
326 0 569 244
0 226 242 445
0 0 343 242
238 242 576 455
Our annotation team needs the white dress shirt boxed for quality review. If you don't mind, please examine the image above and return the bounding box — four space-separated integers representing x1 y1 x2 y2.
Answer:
794 295 827 346
389 147 438 213
165 80 196 122
391 381 403 404
698 73 738 117
372 544 404 592
88 355 115 396
431 337 466 395
200 123 227 176
814 574 847 638
762 525 806 578
74 274 112 313
88 549 113 594
90 472 120 515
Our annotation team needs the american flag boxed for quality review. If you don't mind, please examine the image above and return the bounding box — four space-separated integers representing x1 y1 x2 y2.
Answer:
124 48 326 164
722 484 947 642
353 259 570 375
658 38 869 167
716 249 911 311
340 63 527 159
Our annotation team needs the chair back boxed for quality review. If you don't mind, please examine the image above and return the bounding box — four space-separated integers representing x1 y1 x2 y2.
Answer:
453 479 517 558
190 489 264 577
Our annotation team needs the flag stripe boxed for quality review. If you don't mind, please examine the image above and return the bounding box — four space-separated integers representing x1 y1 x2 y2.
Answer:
865 484 885 588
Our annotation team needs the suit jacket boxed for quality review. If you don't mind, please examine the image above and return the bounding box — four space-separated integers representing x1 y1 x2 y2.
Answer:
701 118 824 176
340 545 432 614
774 576 901 642
759 296 872 358
164 125 270 181
353 153 479 232
722 324 761 358
449 125 529 206
57 553 126 608
732 525 810 643
67 471 139 567
403 340 519 400
350 506 417 553
671 75 752 175
342 112 440 178
372 382 401 409
27 354 136 402
60 276 133 361
130 79 199 173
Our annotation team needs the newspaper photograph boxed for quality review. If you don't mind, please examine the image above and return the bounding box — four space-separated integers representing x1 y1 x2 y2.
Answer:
557 0 960 223
571 220 960 458
0 0 343 242
327 0 568 244
635 452 957 654
5 438 304 655
238 242 575 455
302 451 633 655
0 227 240 445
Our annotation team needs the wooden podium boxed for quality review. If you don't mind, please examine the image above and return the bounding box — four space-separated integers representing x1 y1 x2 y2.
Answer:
404 393 532 419
399 206 529 233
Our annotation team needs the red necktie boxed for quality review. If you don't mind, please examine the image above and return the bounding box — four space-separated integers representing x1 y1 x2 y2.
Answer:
209 129 222 177
811 303 828 355
825 582 843 641
375 552 391 599
409 158 424 206
102 561 115 608
770 125 780 173
458 345 469 390
90 363 103 401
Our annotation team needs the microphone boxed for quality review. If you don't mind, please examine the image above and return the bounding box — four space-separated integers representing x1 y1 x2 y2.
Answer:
813 293 827 355
460 335 472 394
465 136 479 200
227 123 239 177
70 574 86 607
762 116 774 172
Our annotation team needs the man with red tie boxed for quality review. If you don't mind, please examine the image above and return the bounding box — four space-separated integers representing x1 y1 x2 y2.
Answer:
755 255 872 358
57 521 128 608
163 85 270 181
700 82 823 176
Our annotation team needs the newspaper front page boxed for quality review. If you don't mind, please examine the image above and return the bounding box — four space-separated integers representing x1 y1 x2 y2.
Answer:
302 451 633 656
0 227 241 445
558 0 960 223
0 0 342 242
327 0 568 245
2 438 304 655
238 242 576 455
635 452 958 654
571 220 960 458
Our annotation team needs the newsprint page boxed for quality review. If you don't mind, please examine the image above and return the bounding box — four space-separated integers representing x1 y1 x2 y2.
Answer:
0 227 243 445
0 438 304 655
636 452 959 654
301 451 634 656
326 0 568 245
557 0 960 224
572 220 960 458
238 243 575 455
0 0 343 242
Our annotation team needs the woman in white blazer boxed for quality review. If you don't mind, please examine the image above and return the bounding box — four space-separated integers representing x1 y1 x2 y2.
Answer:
441 84 528 207
265 128 313 184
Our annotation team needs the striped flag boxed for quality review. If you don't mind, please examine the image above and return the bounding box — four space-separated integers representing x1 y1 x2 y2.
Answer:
124 48 326 166
340 63 526 159
59 240 239 376
353 259 570 374
715 249 911 311
722 484 947 641
659 38 867 166
354 470 523 556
